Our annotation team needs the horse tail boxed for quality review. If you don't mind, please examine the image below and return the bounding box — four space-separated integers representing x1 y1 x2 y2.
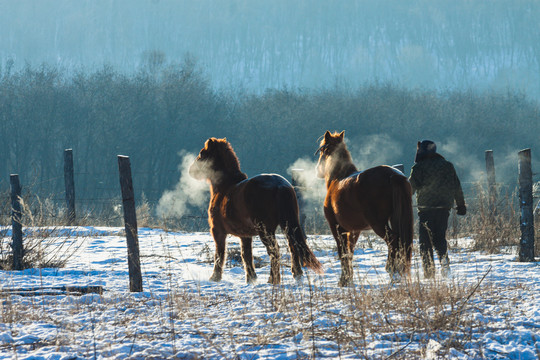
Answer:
390 174 414 273
279 187 324 274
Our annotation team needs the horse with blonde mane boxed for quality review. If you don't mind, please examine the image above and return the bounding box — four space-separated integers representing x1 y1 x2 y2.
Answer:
190 137 323 284
316 131 414 286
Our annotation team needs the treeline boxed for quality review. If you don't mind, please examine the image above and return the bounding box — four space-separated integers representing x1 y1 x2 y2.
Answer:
2 1 540 96
0 61 539 216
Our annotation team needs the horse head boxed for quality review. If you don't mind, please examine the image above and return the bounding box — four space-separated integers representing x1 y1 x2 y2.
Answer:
189 137 222 182
189 137 245 185
316 130 345 178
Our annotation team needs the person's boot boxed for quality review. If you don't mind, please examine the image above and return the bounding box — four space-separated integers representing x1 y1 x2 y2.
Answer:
440 255 450 278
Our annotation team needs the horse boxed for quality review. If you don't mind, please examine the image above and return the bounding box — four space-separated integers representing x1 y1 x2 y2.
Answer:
316 131 414 286
189 137 323 284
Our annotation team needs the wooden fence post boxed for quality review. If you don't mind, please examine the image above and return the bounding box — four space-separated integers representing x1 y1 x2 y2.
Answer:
518 149 535 262
290 169 306 234
64 149 76 226
118 155 143 292
485 150 497 215
10 174 23 270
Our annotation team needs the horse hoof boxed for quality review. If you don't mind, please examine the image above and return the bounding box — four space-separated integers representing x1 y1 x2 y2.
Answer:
246 276 258 285
390 273 402 284
209 274 222 282
267 277 281 285
293 274 304 285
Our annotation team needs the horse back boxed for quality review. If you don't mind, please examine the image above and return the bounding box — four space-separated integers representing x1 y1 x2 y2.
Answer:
239 174 298 221
325 165 406 231
211 174 298 236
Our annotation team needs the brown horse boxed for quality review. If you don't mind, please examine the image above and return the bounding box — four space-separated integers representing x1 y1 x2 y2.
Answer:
316 131 414 286
189 138 323 284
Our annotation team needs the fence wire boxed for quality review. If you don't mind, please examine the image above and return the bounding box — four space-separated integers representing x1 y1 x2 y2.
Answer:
0 165 538 233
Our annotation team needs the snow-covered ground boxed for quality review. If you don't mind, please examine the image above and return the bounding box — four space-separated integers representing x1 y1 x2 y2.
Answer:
0 227 538 359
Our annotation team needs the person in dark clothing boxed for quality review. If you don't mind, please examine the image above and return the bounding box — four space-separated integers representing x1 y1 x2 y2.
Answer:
409 140 466 278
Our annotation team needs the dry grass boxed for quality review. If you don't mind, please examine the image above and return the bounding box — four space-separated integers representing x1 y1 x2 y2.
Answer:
2 279 491 358
456 184 527 254
0 189 164 270
256 273 491 358
0 194 85 270
0 267 497 358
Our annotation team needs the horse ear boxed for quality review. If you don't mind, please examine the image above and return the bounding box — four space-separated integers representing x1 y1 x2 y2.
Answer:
324 130 331 141
205 138 215 149
417 141 421 148
338 131 345 140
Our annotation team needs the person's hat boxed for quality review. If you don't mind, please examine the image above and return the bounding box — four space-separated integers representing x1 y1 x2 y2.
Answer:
415 140 437 162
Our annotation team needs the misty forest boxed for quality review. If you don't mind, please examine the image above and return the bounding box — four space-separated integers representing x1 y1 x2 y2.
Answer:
0 0 539 226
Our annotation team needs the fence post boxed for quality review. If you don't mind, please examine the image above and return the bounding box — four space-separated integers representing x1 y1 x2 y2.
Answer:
290 169 306 234
118 155 143 292
518 149 535 262
10 174 23 270
64 149 76 226
485 150 497 215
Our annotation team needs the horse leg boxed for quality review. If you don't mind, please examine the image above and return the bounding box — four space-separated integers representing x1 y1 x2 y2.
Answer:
386 226 404 278
325 207 353 286
373 224 403 281
333 224 354 287
209 228 227 282
283 224 304 280
240 237 257 284
258 230 281 285
348 231 360 253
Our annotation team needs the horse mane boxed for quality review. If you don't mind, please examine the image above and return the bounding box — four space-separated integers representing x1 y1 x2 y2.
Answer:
212 138 248 183
321 132 358 179
331 143 358 178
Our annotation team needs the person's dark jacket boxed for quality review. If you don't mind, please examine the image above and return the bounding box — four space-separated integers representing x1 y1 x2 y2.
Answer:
409 153 465 211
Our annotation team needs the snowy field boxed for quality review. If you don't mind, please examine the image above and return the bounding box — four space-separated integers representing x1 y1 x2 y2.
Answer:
0 227 539 359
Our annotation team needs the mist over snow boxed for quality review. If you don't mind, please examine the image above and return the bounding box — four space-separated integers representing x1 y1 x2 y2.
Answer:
157 151 209 219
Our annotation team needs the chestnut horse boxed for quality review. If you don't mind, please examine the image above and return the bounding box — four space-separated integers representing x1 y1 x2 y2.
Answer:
190 138 323 284
316 131 414 286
